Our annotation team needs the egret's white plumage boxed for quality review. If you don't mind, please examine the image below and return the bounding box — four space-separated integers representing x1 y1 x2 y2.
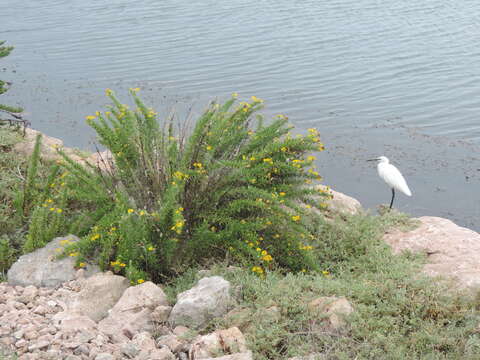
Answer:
376 156 412 196
368 156 412 209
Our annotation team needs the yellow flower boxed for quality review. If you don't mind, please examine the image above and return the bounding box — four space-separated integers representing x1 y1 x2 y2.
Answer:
232 92 238 98
279 192 286 197
47 199 53 203
193 162 203 169
56 208 63 214
307 155 316 162
206 145 213 151
139 210 146 216
322 270 330 276
281 147 287 152
261 250 267 256
252 266 264 274
105 88 113 96
256 248 261 252
262 254 273 262
120 263 126 267
263 158 273 164
127 209 134 214
69 252 79 257
78 262 86 268
292 215 301 222
137 279 145 284
250 178 256 184
49 207 55 211
147 246 155 251
130 87 140 92
251 96 264 103
90 234 100 241
110 227 117 232
274 234 280 238
85 115 96 121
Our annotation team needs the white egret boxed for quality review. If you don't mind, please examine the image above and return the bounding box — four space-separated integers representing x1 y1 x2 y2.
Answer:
367 156 412 209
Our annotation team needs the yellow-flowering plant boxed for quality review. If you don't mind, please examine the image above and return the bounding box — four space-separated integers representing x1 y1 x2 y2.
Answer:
56 90 329 281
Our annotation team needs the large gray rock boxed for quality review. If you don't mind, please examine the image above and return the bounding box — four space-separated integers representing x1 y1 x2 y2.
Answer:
7 235 100 287
99 281 168 336
169 276 232 329
384 216 480 290
69 272 130 322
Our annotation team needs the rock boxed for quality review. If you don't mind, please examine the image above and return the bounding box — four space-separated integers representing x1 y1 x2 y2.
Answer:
189 327 248 359
69 272 129 321
28 340 50 351
169 276 232 329
53 312 97 333
14 128 63 162
110 281 168 312
314 185 362 215
95 353 114 360
383 216 480 290
73 344 90 356
152 305 173 323
98 281 167 336
201 352 253 360
121 342 140 358
308 297 354 331
18 285 38 303
173 325 190 337
149 347 176 360
157 334 184 353
7 235 100 287
86 150 114 172
132 332 156 351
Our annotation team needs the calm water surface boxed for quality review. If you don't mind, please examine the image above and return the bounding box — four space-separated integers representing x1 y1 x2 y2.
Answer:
2 0 480 228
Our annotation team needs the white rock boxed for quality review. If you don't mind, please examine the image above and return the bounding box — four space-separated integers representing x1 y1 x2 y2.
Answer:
98 281 167 336
69 272 129 321
169 276 232 329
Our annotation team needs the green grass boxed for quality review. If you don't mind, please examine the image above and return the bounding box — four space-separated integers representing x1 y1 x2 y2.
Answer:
0 125 26 276
165 212 480 360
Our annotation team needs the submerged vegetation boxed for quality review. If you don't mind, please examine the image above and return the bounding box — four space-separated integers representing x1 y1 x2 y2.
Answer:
1 87 480 359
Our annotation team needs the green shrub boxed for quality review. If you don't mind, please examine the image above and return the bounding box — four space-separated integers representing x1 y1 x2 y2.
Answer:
58 90 329 282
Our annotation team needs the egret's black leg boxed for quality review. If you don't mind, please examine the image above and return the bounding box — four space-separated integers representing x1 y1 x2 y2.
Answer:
389 188 395 209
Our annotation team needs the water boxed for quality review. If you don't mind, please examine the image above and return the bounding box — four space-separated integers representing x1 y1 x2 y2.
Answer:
2 0 480 229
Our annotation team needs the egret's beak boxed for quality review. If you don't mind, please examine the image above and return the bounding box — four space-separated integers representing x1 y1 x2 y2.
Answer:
366 158 378 162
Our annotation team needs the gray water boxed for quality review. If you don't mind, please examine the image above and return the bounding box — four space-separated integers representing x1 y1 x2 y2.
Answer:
2 0 480 229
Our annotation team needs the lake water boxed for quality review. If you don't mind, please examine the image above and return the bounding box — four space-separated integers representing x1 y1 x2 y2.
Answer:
2 0 480 229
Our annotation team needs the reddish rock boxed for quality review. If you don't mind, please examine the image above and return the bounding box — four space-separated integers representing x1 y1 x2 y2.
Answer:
384 216 480 290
